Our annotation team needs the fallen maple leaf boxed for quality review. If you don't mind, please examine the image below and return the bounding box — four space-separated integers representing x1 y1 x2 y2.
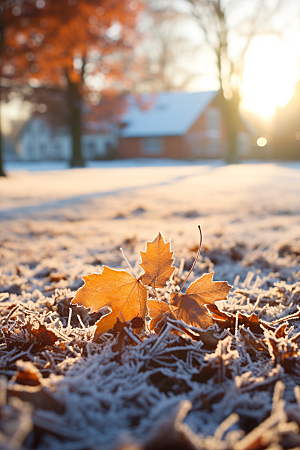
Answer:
239 328 267 359
148 299 173 333
111 318 143 359
26 321 60 347
50 272 68 282
72 227 232 337
139 232 175 288
148 300 220 348
170 273 231 329
71 267 147 335
13 361 42 387
206 304 276 333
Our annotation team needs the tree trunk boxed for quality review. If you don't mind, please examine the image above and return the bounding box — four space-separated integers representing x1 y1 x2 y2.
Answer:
67 79 84 167
0 73 6 177
0 20 6 177
0 123 6 177
222 90 241 163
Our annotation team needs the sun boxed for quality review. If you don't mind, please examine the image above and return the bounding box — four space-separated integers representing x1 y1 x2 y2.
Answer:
240 36 299 118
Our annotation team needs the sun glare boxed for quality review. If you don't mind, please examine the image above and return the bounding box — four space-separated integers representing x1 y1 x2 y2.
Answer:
241 37 299 118
257 137 267 147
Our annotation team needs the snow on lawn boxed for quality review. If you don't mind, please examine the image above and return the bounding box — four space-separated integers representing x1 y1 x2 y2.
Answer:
1 160 300 274
1 160 300 449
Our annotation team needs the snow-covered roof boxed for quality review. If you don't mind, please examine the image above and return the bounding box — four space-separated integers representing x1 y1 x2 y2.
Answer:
120 91 219 138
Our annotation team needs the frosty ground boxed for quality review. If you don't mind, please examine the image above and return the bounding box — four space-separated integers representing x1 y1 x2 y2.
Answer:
1 160 300 449
2 160 300 273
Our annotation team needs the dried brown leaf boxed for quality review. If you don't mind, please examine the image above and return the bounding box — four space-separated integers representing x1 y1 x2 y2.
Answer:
207 304 275 334
50 272 68 282
12 361 42 387
239 328 267 359
206 303 231 321
26 322 59 347
139 232 175 288
176 321 219 349
266 335 298 362
170 273 231 329
111 318 143 359
148 300 173 333
112 316 144 334
275 323 288 339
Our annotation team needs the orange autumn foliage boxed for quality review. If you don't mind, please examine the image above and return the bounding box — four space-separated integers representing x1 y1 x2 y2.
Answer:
71 230 232 336
139 232 175 289
72 267 147 335
1 0 141 86
1 0 142 166
170 273 231 329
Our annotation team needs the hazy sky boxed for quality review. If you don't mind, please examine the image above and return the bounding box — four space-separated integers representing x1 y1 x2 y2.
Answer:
179 0 300 117
2 0 300 135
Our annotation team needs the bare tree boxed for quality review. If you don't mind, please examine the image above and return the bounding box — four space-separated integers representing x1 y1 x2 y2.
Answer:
133 4 205 92
176 0 284 162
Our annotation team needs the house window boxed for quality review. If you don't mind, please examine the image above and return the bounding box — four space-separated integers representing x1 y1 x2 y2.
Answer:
142 137 163 155
238 133 250 155
88 141 96 159
207 138 219 156
206 108 220 131
192 141 203 157
53 143 61 159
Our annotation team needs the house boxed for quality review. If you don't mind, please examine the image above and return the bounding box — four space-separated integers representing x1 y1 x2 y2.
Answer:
18 118 118 161
2 136 18 161
269 80 300 160
2 119 27 161
119 91 251 159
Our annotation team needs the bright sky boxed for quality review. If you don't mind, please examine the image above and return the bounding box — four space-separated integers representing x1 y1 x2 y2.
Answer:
240 34 300 118
188 32 300 119
1 99 32 135
187 1 300 119
2 1 300 131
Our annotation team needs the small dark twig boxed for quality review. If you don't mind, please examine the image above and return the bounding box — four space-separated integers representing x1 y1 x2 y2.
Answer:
179 224 203 294
2 304 20 325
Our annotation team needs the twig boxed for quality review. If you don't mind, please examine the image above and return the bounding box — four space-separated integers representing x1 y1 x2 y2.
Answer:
67 308 72 332
124 327 141 345
2 304 20 325
148 323 172 356
44 350 57 373
179 224 202 294
77 314 85 328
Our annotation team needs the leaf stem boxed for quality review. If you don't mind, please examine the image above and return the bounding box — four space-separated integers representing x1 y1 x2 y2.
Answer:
120 247 138 278
178 224 203 294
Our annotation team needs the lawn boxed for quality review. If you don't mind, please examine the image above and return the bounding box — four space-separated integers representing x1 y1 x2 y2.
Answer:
1 160 300 449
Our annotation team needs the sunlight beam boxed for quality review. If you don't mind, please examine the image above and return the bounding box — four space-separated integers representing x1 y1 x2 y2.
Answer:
241 36 299 118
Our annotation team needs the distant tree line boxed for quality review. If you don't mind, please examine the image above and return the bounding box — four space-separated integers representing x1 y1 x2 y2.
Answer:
0 0 141 176
0 0 295 177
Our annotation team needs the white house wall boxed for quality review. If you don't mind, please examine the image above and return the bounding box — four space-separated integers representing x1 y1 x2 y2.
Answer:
19 119 118 161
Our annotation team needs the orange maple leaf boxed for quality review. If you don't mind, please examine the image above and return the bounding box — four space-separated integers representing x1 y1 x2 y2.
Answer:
139 232 175 289
170 272 231 329
148 299 173 333
71 267 147 335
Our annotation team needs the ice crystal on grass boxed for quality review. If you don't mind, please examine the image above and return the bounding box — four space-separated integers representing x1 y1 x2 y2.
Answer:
1 270 300 449
1 162 300 449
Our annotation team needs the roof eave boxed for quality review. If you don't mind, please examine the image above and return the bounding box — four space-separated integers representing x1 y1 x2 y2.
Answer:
120 132 184 138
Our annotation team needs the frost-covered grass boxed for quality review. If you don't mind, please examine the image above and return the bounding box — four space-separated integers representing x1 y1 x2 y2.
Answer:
1 160 300 449
1 161 300 281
